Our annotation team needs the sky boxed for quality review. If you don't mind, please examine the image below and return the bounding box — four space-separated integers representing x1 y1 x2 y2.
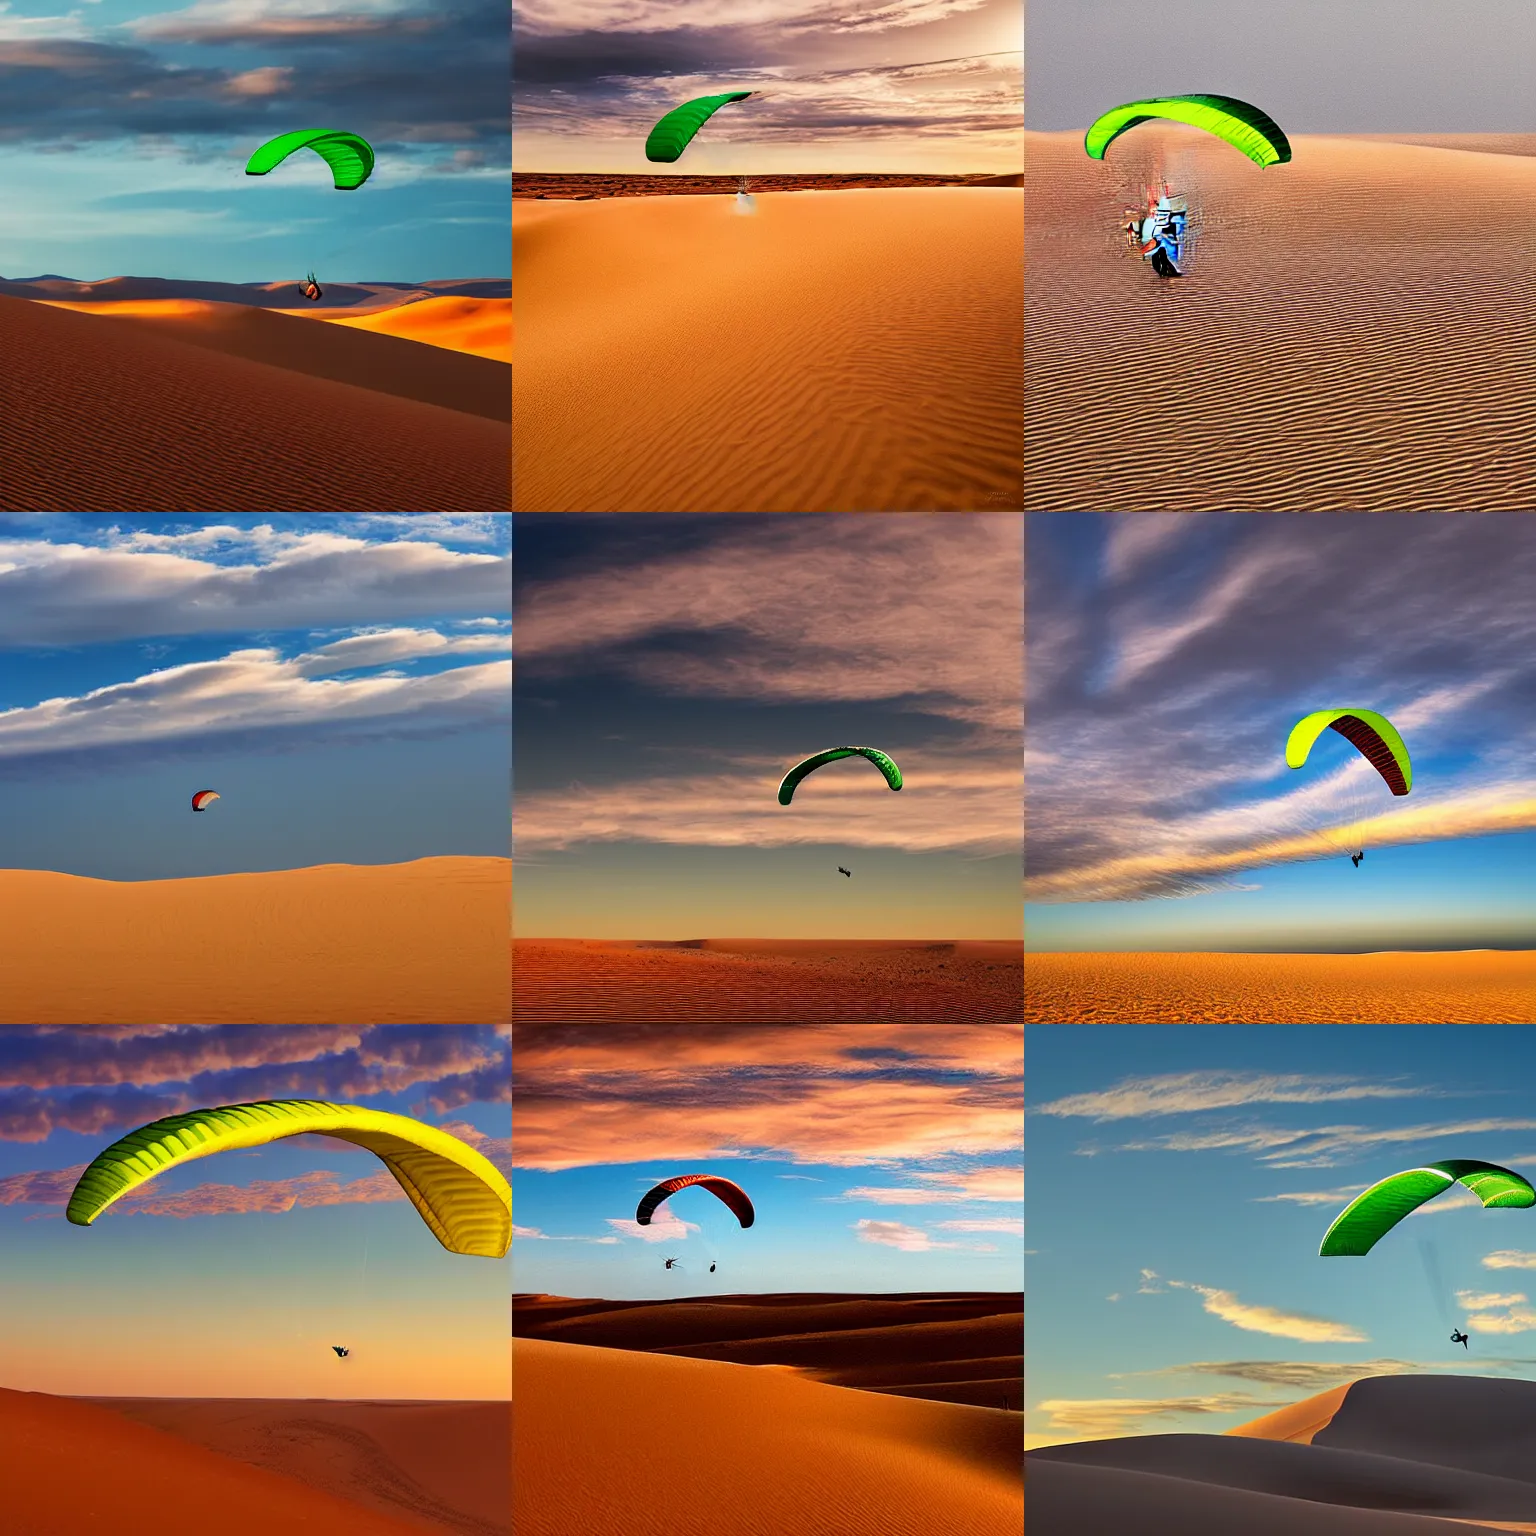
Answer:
512 513 1023 941
1027 1025 1536 1450
1025 512 1536 953
0 514 511 882
0 0 509 283
1027 0 1536 133
512 1022 1023 1299
513 0 1022 174
0 1023 509 1399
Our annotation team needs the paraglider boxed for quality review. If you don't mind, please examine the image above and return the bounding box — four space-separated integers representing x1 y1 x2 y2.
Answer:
191 790 220 812
332 1346 350 1358
1086 95 1291 169
1320 1160 1535 1257
837 867 852 878
67 1100 511 1258
1286 710 1412 797
245 130 376 191
1451 1329 1469 1349
645 93 753 164
636 1174 755 1229
664 1257 680 1270
1125 186 1188 277
778 747 903 806
710 1263 717 1273
300 272 322 302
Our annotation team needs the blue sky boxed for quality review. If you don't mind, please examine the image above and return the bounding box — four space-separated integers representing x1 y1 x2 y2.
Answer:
0 514 510 881
0 0 508 282
0 1023 509 1398
1028 1026 1536 1449
513 514 1022 941
513 1022 1024 1299
1027 0 1535 132
1025 512 1536 952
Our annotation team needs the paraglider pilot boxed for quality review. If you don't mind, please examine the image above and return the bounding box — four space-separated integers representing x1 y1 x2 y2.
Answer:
1451 1329 1468 1349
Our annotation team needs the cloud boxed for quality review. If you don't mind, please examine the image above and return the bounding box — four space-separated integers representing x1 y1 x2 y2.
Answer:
1484 1251 1536 1270
1166 1278 1368 1342
1029 1391 1282 1441
853 1217 962 1251
1032 1070 1429 1122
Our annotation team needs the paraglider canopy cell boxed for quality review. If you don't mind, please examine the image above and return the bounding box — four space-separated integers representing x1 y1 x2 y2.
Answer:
246 130 376 191
645 93 753 164
191 790 220 812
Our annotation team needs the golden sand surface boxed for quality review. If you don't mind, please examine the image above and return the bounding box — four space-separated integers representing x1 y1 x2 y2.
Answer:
1025 129 1536 510
1024 950 1535 1023
0 857 510 1024
514 187 1023 511
515 938 1022 1022
1226 1382 1356 1443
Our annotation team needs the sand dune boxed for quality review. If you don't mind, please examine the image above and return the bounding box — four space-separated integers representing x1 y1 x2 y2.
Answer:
0 1386 431 1535
1025 130 1536 510
84 1398 509 1536
1023 950 1536 1022
1030 1375 1536 1535
514 938 1022 1022
514 187 1023 510
39 298 510 414
0 293 508 510
0 856 510 1023
514 1332 1022 1535
514 1291 1022 1409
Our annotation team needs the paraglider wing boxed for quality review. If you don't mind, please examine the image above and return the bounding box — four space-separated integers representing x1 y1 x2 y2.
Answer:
246 130 376 190
645 93 753 164
777 747 903 806
67 1100 510 1258
1286 709 1412 795
191 790 220 812
1085 95 1291 168
636 1173 755 1229
1320 1159 1534 1256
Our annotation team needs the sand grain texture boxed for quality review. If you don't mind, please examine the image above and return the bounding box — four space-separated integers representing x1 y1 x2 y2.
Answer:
515 938 1022 1021
513 1333 1022 1536
0 856 511 1023
514 188 1023 510
1025 131 1536 510
0 1386 431 1535
1024 951 1535 1022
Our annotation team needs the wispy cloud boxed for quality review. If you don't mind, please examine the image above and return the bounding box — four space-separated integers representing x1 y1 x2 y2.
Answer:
1165 1278 1368 1342
1033 1071 1430 1122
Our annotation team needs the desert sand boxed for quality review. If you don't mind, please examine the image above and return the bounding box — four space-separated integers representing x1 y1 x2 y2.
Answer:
514 938 1022 1022
0 291 508 510
0 856 510 1023
1023 950 1536 1022
82 1397 509 1536
1025 130 1536 510
0 1386 441 1534
513 1328 1022 1535
513 186 1023 510
514 1291 1022 1410
1029 1375 1536 1534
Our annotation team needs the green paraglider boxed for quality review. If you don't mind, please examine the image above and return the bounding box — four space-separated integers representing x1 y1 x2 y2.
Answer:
778 747 903 806
1286 709 1412 796
645 93 753 164
1085 95 1291 169
246 130 376 191
1320 1160 1535 1257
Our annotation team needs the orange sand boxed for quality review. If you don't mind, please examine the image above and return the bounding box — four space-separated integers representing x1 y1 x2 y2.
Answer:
513 187 1023 510
84 1397 508 1535
514 1291 1022 1410
513 1331 1022 1535
0 1386 432 1534
319 296 512 364
1025 130 1536 510
0 856 510 1024
1024 951 1536 1022
1226 1382 1355 1443
0 293 508 510
514 938 1022 1022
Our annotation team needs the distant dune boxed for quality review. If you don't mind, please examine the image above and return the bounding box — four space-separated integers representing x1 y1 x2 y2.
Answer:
0 293 508 511
0 1386 433 1535
1024 951 1536 1023
514 186 1023 510
513 1291 1022 1410
84 1397 509 1536
1030 1374 1536 1534
1026 130 1536 510
514 1329 1022 1536
320 296 512 364
0 856 510 1024
514 938 1023 1022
